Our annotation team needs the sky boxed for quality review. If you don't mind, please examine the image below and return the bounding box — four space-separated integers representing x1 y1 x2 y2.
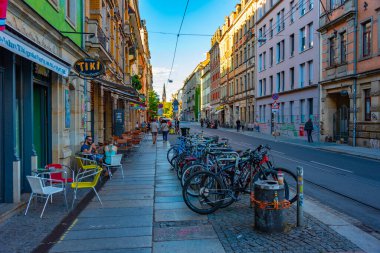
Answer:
139 0 239 101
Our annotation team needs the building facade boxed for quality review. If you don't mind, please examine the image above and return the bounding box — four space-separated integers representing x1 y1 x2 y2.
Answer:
201 57 211 120
209 28 222 121
318 0 380 147
255 0 320 139
0 0 151 204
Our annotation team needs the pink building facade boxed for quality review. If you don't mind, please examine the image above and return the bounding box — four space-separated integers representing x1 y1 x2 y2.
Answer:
255 0 320 139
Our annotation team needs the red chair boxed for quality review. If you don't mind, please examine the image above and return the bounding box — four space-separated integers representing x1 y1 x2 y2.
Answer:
44 164 74 184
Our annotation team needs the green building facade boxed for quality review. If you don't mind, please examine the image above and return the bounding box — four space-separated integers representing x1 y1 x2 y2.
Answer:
24 0 83 47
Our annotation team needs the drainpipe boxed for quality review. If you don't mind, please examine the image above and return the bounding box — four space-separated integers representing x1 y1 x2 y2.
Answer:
352 0 358 147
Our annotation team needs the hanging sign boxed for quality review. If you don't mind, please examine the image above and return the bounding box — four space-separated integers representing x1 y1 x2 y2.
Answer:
0 0 8 31
74 58 104 78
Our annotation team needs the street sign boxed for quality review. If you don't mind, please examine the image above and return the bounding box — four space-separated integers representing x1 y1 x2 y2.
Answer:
272 93 279 100
272 100 280 109
74 58 105 78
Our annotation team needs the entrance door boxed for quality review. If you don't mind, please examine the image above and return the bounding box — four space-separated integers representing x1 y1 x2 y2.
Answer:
33 84 48 168
0 68 4 202
333 104 349 143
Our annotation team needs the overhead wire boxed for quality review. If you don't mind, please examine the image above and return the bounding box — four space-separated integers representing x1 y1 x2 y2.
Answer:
168 0 190 82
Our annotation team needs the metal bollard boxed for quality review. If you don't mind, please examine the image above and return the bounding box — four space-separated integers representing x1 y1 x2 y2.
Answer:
297 166 304 227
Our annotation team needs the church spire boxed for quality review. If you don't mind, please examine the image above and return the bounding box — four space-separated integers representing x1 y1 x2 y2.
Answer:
162 83 166 102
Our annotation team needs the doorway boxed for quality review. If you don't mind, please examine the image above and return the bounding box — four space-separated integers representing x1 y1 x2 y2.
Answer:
33 84 48 168
331 93 350 143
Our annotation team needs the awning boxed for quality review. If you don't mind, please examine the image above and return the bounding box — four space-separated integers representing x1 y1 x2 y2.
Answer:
95 78 143 104
0 31 71 77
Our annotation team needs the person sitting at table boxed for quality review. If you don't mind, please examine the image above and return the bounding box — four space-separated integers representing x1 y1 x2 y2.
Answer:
81 136 104 163
104 140 118 165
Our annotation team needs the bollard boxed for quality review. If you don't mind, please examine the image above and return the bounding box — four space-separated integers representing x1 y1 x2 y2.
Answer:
297 166 304 227
253 180 286 233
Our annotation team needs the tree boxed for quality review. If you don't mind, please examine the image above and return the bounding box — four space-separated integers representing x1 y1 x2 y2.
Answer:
163 102 173 119
148 89 159 120
132 75 142 90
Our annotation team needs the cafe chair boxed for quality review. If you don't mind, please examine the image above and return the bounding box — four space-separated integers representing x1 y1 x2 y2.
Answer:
103 154 124 180
25 176 68 218
45 164 74 185
71 166 103 209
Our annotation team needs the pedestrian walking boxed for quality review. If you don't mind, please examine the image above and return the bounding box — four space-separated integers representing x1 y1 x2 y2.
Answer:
236 119 241 132
200 118 204 128
241 120 245 132
305 118 314 143
160 120 169 142
150 119 158 144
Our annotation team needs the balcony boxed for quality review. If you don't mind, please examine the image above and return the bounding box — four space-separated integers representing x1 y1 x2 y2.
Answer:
85 20 112 63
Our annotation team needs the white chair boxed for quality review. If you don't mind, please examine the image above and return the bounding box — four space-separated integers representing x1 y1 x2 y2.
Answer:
25 176 68 218
103 154 124 179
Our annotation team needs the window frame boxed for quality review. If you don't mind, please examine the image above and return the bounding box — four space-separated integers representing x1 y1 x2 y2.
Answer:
65 0 77 28
329 37 336 66
361 19 372 59
339 31 347 63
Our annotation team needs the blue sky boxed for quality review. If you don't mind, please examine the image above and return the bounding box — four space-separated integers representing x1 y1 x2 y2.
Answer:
139 0 239 100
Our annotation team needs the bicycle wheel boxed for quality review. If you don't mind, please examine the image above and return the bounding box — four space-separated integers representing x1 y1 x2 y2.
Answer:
167 146 178 165
181 163 206 187
182 171 226 214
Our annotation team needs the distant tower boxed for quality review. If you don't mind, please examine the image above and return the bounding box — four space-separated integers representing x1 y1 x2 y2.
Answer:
162 83 166 102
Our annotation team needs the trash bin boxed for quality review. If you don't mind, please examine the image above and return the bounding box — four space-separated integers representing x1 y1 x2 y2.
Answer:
299 126 304 136
253 180 287 233
180 127 190 137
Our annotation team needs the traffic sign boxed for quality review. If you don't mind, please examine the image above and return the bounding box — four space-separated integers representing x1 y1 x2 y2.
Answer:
272 100 280 109
272 93 279 100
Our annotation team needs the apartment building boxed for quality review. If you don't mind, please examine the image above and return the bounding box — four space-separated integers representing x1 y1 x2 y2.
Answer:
318 0 380 147
201 57 211 119
255 0 320 139
210 28 222 121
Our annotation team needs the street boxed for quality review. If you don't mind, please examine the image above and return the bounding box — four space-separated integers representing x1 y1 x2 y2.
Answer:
184 122 380 235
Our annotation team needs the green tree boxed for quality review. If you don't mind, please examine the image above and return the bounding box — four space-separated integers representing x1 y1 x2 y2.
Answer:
148 89 159 120
132 75 142 90
163 102 173 119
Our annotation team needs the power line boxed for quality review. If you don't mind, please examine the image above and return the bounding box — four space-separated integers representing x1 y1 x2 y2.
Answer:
149 31 212 37
168 0 190 82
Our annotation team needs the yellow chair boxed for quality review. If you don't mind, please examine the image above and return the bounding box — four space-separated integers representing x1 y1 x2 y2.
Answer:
76 156 98 171
71 166 103 209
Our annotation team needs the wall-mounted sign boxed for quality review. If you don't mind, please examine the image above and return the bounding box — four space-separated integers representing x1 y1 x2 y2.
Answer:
74 58 104 78
0 32 70 76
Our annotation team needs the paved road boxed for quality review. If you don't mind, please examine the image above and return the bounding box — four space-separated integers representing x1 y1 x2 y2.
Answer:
184 122 380 234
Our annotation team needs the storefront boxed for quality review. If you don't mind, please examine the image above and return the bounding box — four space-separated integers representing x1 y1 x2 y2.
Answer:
0 29 70 203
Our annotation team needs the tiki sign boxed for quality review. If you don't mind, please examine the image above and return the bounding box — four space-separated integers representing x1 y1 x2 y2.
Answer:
74 58 104 78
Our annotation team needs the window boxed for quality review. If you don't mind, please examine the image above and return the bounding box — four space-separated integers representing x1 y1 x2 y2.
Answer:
290 67 295 89
309 0 314 10
364 89 371 121
308 60 313 85
276 73 280 92
244 47 247 62
308 98 313 118
307 23 313 48
269 19 273 38
259 80 263 96
259 54 262 71
240 51 242 65
276 40 284 63
263 105 266 122
247 44 251 59
269 47 273 67
251 71 254 89
290 1 295 23
259 28 263 46
276 12 281 33
300 99 305 123
263 78 267 96
362 20 372 57
329 37 335 66
300 27 306 52
281 102 285 123
270 76 273 94
48 0 59 9
330 0 335 10
259 105 262 122
247 73 250 90
340 32 347 63
299 63 305 87
263 25 267 43
66 0 76 26
300 0 306 16
263 51 266 69
290 101 294 123
290 34 295 56
281 71 285 91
